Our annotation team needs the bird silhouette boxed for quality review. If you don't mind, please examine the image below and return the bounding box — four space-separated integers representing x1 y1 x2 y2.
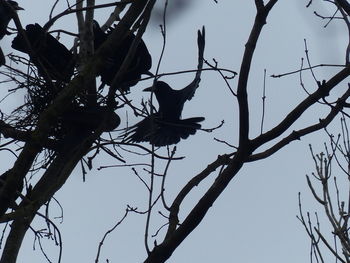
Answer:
144 80 200 120
121 27 205 146
11 23 74 81
93 20 152 91
123 112 204 146
57 105 121 152
0 0 23 66
61 106 120 133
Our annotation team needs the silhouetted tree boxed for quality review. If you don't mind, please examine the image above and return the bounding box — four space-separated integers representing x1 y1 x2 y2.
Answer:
0 1 349 263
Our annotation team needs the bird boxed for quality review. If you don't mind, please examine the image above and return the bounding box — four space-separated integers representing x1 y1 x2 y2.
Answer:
0 0 23 66
93 20 152 91
121 27 205 146
11 23 74 82
121 81 205 146
144 80 200 120
57 105 121 152
61 105 121 133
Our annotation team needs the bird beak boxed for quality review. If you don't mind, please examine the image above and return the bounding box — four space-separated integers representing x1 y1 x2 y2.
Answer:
143 87 153 92
13 3 24 10
13 5 24 10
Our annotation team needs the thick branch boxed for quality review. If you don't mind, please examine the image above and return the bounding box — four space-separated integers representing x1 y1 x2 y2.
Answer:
0 131 96 263
0 0 149 219
249 88 350 161
165 154 231 239
251 66 350 150
144 150 248 263
145 3 279 262
237 0 278 146
0 120 58 150
336 0 350 17
0 1 150 262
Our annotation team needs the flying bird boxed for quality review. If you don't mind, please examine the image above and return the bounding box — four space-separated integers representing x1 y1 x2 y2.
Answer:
123 111 205 146
12 23 74 81
93 20 152 91
121 27 206 146
0 0 23 66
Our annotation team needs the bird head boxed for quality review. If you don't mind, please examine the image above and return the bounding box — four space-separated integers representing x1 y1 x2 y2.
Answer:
7 1 24 11
143 86 153 92
143 81 172 93
143 81 175 106
92 20 109 49
92 20 101 32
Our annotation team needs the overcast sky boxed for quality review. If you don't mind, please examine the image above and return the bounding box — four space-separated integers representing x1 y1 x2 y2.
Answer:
1 0 348 262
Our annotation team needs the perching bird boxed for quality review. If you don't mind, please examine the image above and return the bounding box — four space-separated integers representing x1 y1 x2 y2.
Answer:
61 106 121 133
144 27 205 120
12 23 74 81
0 0 23 65
121 27 206 146
57 105 121 152
93 20 152 91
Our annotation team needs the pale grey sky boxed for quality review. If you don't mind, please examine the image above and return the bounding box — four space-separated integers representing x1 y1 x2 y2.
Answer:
0 1 348 262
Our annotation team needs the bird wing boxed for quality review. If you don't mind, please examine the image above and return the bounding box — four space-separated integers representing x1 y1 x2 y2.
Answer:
180 26 205 102
120 114 204 146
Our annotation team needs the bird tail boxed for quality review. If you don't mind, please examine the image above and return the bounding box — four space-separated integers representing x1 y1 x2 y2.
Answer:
182 26 205 101
120 116 205 146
